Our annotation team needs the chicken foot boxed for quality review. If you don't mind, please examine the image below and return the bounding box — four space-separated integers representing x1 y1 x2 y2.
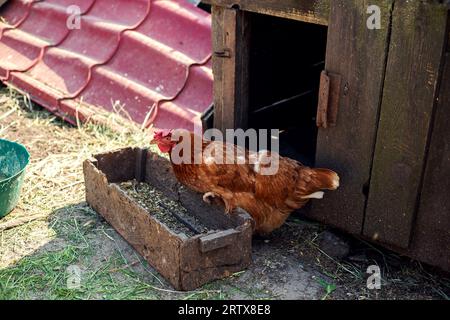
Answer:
202 192 234 214
202 192 220 204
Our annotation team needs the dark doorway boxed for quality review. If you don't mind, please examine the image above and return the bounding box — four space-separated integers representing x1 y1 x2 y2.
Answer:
248 13 328 166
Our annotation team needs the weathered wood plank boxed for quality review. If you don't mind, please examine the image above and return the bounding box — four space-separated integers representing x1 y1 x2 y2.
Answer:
211 6 225 131
364 1 448 248
84 149 254 291
309 0 394 234
411 42 450 272
203 0 330 25
84 158 183 289
212 6 250 131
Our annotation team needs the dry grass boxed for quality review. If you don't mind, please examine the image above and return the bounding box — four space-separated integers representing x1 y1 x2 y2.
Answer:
0 86 151 269
0 87 231 299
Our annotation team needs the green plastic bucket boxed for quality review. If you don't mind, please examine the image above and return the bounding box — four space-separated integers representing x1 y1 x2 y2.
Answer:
0 139 30 218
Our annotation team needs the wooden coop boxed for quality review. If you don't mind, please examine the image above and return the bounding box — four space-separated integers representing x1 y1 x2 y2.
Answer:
202 0 450 272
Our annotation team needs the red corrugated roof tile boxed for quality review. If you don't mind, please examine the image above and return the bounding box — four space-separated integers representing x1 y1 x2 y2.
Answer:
0 0 212 131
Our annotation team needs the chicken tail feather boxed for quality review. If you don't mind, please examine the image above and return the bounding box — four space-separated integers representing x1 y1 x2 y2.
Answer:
308 168 340 191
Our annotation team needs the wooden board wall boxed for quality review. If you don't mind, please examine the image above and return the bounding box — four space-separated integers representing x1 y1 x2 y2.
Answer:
310 0 394 234
209 0 450 271
410 32 450 271
364 1 448 248
212 6 251 131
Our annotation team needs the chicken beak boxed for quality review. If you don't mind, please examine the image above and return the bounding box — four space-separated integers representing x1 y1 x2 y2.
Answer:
149 138 158 145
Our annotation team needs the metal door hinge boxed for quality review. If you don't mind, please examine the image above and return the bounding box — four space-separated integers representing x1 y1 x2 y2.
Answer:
214 49 231 58
317 70 342 128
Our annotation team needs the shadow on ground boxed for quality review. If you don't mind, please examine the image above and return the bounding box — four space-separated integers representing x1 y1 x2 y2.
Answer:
1 201 449 300
0 202 327 300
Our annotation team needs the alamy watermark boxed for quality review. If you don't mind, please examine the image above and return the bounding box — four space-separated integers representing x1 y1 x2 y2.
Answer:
367 5 382 30
366 265 382 290
66 5 81 30
66 265 81 289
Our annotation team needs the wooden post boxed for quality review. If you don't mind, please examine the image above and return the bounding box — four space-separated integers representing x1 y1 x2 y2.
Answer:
364 1 448 248
212 6 250 131
310 0 394 234
411 39 450 271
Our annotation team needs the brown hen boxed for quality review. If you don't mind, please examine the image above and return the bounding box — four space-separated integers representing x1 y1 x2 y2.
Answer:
151 129 339 234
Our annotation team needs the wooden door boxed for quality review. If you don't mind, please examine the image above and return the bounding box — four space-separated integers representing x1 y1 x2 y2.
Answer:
310 0 394 234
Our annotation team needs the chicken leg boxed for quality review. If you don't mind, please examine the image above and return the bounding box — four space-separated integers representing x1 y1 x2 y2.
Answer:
202 191 234 214
202 192 220 204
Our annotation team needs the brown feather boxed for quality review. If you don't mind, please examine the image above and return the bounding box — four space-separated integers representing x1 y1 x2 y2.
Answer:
169 131 339 234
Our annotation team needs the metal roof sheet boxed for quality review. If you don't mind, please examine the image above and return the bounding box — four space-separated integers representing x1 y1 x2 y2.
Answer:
0 0 213 131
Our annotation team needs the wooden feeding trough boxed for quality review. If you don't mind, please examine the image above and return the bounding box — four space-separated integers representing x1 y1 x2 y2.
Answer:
203 0 450 271
83 148 253 291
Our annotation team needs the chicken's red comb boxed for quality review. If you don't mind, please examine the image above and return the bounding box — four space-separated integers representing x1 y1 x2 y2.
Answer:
153 129 172 138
